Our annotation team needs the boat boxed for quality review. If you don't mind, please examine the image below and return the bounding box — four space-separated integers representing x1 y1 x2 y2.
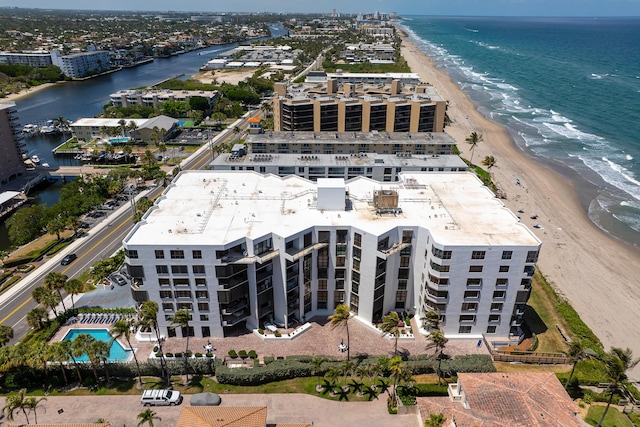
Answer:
41 162 50 168
30 155 40 164
22 124 39 134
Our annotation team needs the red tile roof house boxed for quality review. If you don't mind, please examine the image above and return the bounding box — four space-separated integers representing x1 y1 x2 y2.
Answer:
417 372 587 426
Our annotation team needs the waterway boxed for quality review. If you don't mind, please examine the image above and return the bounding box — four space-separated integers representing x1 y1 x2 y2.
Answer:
0 25 287 251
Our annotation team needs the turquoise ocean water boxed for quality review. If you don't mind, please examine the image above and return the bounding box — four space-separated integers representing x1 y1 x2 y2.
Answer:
399 17 640 246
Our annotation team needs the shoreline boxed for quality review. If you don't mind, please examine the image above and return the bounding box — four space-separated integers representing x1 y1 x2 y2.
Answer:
397 28 640 378
2 82 60 102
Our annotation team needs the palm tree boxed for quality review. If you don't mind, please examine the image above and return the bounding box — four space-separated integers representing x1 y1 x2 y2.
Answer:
157 143 167 163
329 304 352 360
140 150 156 168
44 271 68 311
26 306 50 330
563 339 586 389
0 324 13 346
388 355 407 408
424 413 447 427
324 366 341 393
310 356 325 391
118 119 127 137
64 278 84 310
111 318 143 386
171 309 192 382
61 339 83 384
3 388 32 424
481 155 496 168
232 125 242 141
32 286 61 318
91 340 111 384
596 347 639 427
74 333 98 382
139 301 168 384
49 341 70 385
137 408 161 427
380 311 401 355
426 330 449 385
128 120 139 139
465 132 483 165
24 395 47 424
422 310 441 331
27 340 51 384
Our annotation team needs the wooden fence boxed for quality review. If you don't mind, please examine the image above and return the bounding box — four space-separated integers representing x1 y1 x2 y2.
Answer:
493 350 568 364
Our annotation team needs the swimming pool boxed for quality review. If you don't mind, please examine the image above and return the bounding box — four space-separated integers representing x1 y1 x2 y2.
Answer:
108 137 131 144
63 329 133 362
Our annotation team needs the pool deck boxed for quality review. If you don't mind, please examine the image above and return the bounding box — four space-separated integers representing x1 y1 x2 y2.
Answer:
52 314 489 364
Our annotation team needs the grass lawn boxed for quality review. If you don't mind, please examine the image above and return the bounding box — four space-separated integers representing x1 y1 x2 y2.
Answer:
585 405 634 427
494 362 570 374
525 272 573 354
4 230 74 263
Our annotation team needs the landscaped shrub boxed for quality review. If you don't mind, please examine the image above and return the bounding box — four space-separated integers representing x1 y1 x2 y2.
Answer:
263 356 275 365
153 345 159 352
274 332 281 337
174 352 183 358
195 353 203 358
238 350 248 359
258 328 264 335
248 350 257 359
414 383 448 396
215 359 314 385
286 355 314 363
155 352 163 358
165 352 174 357
228 350 238 358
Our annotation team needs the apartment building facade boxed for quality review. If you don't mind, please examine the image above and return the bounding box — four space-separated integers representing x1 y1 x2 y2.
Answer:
0 52 53 67
245 131 456 156
273 79 447 133
109 89 219 110
123 171 540 345
0 102 26 185
51 50 111 78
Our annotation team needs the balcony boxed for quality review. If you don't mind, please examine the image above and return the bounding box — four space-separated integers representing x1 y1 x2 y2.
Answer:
222 299 248 316
524 266 535 277
284 242 328 262
256 248 279 264
218 251 256 265
376 242 411 259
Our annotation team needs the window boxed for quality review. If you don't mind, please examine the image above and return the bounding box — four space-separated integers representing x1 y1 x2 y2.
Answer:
461 302 478 312
459 325 472 334
471 251 486 260
460 314 476 322
496 278 508 287
175 290 191 298
526 250 539 263
159 291 172 299
192 265 206 275
170 250 185 259
469 265 483 273
195 278 207 287
159 278 170 287
466 278 482 287
196 290 209 299
489 314 501 322
156 265 168 274
486 325 497 334
192 250 202 259
493 291 506 299
198 302 209 311
201 326 211 337
162 302 174 312
155 250 165 259
431 246 452 259
171 265 188 274
354 232 362 247
464 290 480 299
402 230 413 243
501 250 512 260
254 238 273 255
490 303 503 312
499 265 510 273
126 249 138 259
173 278 190 287
177 302 192 311
200 314 209 321
430 261 451 272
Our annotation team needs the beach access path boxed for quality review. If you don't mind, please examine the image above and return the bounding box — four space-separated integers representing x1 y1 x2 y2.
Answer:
399 33 640 379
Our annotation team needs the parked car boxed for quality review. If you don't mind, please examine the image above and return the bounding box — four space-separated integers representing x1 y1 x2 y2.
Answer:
110 274 127 286
141 389 182 406
60 253 77 265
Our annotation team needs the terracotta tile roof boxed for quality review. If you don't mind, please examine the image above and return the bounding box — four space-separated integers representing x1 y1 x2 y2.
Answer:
418 372 585 427
7 424 109 427
176 406 267 427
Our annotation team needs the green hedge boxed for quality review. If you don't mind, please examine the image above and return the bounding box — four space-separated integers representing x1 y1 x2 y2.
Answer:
215 359 313 385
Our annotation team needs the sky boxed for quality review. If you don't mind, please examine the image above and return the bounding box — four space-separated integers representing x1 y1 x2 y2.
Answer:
1 0 640 16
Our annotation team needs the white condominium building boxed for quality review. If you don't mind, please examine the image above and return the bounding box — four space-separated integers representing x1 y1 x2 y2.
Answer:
123 171 540 345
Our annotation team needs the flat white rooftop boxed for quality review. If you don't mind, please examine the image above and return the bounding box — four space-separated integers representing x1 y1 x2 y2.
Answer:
125 171 540 247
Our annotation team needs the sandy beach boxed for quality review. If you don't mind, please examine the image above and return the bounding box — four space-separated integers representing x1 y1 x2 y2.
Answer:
1 82 58 102
399 33 640 378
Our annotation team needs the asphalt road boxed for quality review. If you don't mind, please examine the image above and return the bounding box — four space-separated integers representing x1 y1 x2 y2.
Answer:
0 112 255 343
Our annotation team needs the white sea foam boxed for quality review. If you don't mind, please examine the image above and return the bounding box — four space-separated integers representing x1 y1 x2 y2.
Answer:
626 154 633 160
580 156 640 201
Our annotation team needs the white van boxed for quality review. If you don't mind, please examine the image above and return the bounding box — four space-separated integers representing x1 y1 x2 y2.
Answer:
140 389 182 406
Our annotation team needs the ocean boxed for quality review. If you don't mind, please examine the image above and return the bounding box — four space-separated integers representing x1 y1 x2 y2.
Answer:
399 16 640 247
